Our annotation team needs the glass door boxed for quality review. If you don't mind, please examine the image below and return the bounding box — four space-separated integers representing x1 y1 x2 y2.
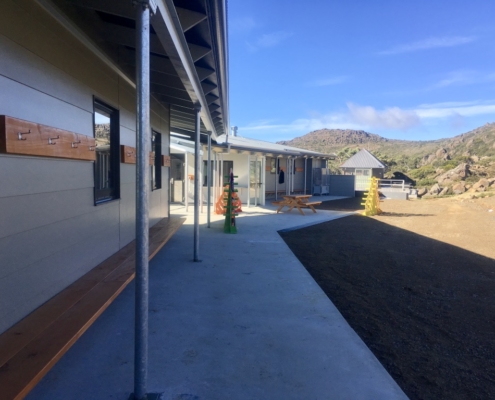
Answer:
249 159 262 205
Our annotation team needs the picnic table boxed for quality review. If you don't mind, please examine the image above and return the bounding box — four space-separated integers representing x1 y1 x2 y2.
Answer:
272 195 321 215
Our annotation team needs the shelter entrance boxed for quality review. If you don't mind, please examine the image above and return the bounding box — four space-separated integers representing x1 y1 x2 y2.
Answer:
249 159 262 206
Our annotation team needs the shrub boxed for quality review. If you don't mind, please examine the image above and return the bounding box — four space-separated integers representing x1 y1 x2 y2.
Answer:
416 178 437 187
409 165 435 180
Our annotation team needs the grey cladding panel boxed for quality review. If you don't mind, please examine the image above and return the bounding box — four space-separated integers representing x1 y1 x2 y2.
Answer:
0 75 92 136
0 203 119 280
0 36 93 112
328 175 355 197
0 156 93 198
0 222 120 334
0 188 117 239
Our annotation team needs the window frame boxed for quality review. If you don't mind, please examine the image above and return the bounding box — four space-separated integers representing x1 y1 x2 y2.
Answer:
93 98 120 205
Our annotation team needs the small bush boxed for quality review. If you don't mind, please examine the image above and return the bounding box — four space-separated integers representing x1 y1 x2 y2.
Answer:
416 178 437 187
409 165 435 180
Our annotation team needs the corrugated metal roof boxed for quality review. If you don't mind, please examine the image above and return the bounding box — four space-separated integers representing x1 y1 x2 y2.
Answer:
340 149 386 168
215 134 335 158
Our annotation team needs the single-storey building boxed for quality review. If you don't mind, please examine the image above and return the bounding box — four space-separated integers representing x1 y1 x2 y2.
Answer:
0 0 228 337
340 149 387 191
168 130 337 208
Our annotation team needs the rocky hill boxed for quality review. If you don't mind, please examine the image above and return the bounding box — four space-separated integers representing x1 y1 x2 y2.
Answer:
278 124 495 160
278 124 495 197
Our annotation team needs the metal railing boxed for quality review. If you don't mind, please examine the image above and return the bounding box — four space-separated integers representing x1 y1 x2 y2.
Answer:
378 179 409 191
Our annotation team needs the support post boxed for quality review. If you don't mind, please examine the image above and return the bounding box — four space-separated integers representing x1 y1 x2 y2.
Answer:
304 157 307 195
247 153 251 208
193 104 201 262
207 131 212 228
275 157 278 201
292 158 295 193
286 158 289 195
185 152 188 212
133 1 154 399
220 153 223 197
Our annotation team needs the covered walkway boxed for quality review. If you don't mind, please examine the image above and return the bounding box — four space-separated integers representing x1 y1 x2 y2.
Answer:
28 202 406 400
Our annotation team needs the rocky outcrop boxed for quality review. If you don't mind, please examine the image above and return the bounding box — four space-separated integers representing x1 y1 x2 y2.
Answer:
452 182 466 194
436 163 470 184
471 178 491 192
417 187 427 197
429 183 442 195
439 187 450 196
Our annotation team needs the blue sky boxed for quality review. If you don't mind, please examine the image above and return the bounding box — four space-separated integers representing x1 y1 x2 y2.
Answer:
228 1 495 142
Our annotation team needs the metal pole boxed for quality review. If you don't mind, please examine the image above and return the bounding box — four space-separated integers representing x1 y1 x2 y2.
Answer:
254 156 260 207
185 152 188 212
200 147 204 214
207 132 212 228
304 157 307 195
220 153 223 196
286 158 289 195
193 104 201 262
247 153 250 208
275 157 278 201
134 2 152 399
292 159 295 193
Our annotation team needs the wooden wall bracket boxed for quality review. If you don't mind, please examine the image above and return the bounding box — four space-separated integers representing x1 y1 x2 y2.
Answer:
120 145 154 166
120 145 136 164
0 115 96 161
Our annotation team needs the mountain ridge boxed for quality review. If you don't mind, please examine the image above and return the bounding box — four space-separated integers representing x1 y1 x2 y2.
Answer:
277 124 495 162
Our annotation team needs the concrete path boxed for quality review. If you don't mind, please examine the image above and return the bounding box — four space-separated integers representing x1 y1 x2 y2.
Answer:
28 198 407 400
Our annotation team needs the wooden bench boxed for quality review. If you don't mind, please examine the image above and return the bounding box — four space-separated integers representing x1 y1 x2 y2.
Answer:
299 201 322 213
0 216 185 400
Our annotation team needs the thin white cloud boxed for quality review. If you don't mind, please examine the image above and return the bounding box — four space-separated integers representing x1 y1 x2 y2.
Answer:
432 70 495 88
238 100 495 139
415 104 495 118
307 76 348 87
246 31 292 52
435 70 475 88
347 103 420 130
230 17 256 34
379 36 476 55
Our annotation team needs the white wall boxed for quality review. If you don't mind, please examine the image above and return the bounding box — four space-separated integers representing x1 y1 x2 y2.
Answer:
219 153 250 203
0 2 170 334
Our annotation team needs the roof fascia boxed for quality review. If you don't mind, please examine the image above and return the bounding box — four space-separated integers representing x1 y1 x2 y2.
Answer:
205 0 229 137
153 0 218 139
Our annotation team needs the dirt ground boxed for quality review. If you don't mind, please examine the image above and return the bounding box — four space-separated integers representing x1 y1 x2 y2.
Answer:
280 194 495 400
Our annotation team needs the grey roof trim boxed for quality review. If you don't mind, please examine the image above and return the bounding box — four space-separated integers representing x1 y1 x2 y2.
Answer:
340 149 386 168
205 0 229 137
214 135 335 159
155 0 218 139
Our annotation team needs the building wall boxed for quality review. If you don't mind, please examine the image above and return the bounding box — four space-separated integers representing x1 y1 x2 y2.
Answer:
218 153 249 202
0 2 170 334
328 175 355 197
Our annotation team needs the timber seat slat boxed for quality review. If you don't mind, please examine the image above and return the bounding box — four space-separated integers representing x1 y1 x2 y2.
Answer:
0 216 185 400
300 201 322 206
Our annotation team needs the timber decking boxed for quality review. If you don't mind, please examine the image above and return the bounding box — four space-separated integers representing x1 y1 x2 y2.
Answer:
0 216 185 400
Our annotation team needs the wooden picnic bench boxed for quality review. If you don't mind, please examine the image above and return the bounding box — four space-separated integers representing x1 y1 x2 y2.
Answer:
272 195 321 215
0 216 185 400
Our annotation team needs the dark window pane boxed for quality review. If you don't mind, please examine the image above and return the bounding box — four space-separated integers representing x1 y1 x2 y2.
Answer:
152 131 162 190
94 100 119 203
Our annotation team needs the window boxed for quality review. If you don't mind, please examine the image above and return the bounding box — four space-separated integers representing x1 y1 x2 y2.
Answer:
152 131 162 190
94 99 120 204
269 158 276 174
